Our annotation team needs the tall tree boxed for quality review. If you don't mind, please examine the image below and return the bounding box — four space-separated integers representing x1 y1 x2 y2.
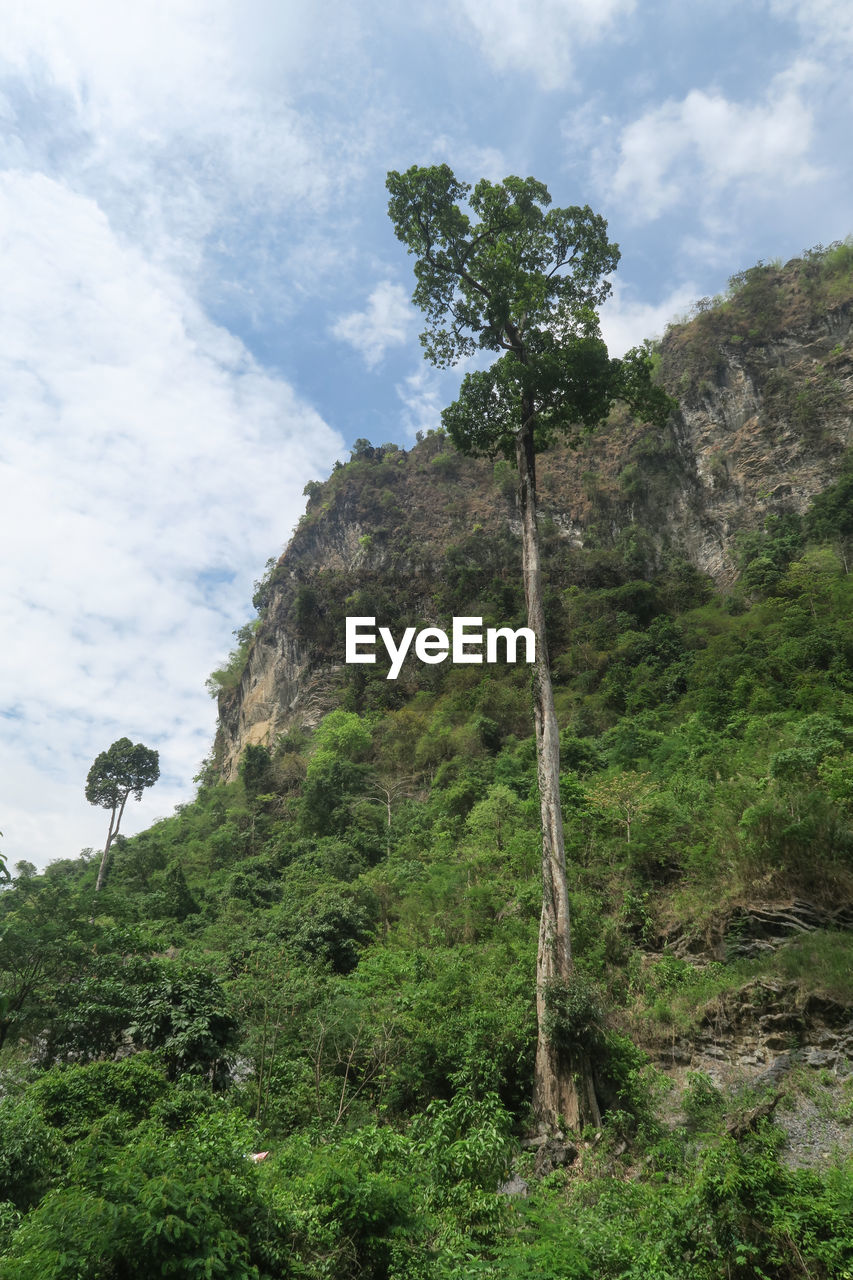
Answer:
86 738 160 892
387 164 671 1130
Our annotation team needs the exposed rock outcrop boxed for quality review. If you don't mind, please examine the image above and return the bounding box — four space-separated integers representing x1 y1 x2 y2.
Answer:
214 261 853 777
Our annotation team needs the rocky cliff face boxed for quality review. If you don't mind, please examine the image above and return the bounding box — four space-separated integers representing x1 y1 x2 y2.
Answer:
214 256 853 778
663 296 852 580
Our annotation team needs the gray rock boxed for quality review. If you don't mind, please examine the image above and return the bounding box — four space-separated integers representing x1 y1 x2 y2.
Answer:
765 1034 796 1051
498 1175 529 1197
755 1054 792 1085
533 1138 579 1179
804 1048 836 1068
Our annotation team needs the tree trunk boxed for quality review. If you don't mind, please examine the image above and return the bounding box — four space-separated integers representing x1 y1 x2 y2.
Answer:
94 789 129 893
516 415 602 1133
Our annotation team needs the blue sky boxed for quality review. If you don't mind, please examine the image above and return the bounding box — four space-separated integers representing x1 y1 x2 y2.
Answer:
1 0 851 869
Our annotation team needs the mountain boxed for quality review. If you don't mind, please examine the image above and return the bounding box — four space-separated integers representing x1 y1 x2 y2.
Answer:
1 244 852 1277
214 248 853 779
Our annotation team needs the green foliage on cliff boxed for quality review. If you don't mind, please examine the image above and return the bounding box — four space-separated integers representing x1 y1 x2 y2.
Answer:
663 238 853 397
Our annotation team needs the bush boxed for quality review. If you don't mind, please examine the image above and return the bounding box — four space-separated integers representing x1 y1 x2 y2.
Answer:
128 968 239 1084
239 744 274 800
541 971 605 1060
0 1111 270 1280
0 1096 65 1210
29 1056 168 1141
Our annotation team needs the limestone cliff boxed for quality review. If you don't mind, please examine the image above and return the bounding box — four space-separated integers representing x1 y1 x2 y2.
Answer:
214 253 853 778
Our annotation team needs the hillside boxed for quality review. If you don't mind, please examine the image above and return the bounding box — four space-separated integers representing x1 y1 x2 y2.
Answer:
213 246 853 779
0 244 852 1277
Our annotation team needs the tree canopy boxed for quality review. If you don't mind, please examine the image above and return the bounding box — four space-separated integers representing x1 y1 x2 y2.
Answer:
85 738 160 811
386 163 669 459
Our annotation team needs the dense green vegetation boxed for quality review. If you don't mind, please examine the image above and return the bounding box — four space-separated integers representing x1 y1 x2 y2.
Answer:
2 437 852 1274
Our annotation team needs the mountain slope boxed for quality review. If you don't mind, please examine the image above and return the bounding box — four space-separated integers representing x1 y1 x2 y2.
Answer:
214 248 853 778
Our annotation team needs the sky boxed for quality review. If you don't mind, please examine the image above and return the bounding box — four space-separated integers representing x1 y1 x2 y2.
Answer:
1 0 851 871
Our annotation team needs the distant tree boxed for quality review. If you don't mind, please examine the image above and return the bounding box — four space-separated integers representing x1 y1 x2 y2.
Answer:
388 164 671 1131
314 709 372 760
466 783 522 854
591 771 656 845
86 738 159 893
350 437 376 461
368 774 417 829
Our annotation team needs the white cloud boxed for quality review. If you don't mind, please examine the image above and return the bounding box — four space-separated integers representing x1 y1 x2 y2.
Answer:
1 0 348 162
396 368 447 439
0 171 343 870
0 0 371 309
768 0 853 50
331 281 413 370
426 137 509 183
605 63 821 221
599 279 701 356
454 0 636 90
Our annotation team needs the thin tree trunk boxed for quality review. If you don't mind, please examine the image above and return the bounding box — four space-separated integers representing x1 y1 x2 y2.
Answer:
256 1000 269 1122
95 789 129 893
516 413 601 1133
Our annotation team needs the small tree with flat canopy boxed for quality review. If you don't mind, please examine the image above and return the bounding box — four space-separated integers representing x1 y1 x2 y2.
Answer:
86 738 160 892
387 164 671 1132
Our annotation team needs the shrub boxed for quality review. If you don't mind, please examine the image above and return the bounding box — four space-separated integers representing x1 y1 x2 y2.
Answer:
0 1096 65 1210
128 968 239 1084
0 1112 268 1280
